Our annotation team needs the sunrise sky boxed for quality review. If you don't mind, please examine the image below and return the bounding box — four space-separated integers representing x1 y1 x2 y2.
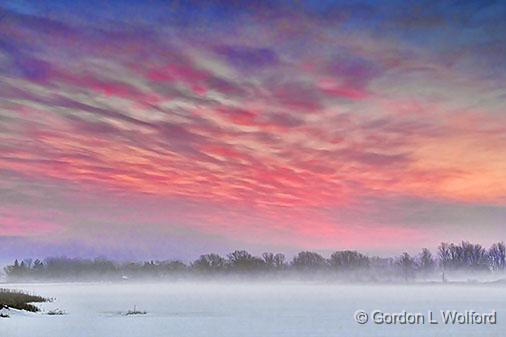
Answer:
1 1 505 261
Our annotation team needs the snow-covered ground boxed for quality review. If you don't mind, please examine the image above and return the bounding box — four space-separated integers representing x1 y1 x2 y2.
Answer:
0 282 504 337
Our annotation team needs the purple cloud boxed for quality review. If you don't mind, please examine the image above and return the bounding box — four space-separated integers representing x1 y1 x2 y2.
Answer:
214 45 279 70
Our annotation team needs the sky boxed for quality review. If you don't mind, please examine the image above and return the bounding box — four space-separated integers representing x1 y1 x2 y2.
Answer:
1 1 506 261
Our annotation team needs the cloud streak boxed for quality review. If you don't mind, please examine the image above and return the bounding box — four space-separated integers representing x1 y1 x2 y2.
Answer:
0 2 506 258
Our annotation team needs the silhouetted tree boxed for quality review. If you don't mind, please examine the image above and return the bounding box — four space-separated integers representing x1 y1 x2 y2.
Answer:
438 242 451 271
192 254 226 273
3 240 504 282
160 260 187 275
397 252 417 282
4 260 22 280
489 242 506 271
437 242 489 272
462 241 488 271
227 250 265 272
291 251 327 271
261 252 286 270
273 253 286 269
262 252 275 268
329 250 369 271
417 248 435 278
32 259 44 273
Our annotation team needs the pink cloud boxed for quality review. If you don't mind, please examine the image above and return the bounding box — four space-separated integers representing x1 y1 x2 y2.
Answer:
0 207 61 236
1 4 506 256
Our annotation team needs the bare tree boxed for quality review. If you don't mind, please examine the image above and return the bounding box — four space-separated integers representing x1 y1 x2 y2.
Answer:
227 250 265 272
463 242 488 271
262 252 286 270
397 252 417 282
273 253 286 269
329 250 369 271
417 248 435 278
192 253 226 273
438 242 451 270
291 251 327 271
262 252 275 269
489 242 506 272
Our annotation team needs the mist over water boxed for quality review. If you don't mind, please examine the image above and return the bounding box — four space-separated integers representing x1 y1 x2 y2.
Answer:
2 244 504 336
1 282 504 337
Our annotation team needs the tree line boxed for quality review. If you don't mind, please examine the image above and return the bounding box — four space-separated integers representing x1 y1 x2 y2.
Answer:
3 241 505 282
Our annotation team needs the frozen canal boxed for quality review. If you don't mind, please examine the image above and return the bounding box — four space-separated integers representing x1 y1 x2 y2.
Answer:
1 282 504 337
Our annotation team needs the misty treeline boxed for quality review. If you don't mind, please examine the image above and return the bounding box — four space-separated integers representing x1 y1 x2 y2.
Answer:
3 241 506 282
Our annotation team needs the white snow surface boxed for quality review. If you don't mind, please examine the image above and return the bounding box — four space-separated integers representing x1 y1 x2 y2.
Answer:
0 282 504 337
